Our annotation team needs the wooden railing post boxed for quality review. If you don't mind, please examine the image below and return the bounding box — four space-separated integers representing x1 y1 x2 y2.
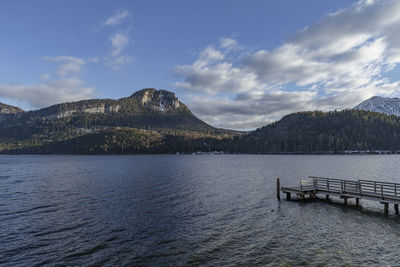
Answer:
327 179 330 193
381 185 384 199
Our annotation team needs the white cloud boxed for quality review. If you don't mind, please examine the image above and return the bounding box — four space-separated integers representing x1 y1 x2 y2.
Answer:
87 56 100 63
102 10 134 70
173 0 400 130
106 55 134 71
43 56 85 77
109 32 130 57
106 31 133 70
103 10 130 26
40 73 51 81
220 37 240 50
0 78 95 108
0 56 95 109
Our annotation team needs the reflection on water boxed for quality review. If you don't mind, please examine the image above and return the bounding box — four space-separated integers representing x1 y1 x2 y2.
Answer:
1 155 400 266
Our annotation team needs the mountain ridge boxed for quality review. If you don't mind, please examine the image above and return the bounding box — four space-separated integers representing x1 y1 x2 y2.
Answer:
21 88 190 119
232 109 400 153
2 91 400 154
354 96 400 117
0 88 232 134
0 88 240 154
0 103 24 115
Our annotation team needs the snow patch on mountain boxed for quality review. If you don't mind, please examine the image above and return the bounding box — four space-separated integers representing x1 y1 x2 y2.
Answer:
354 96 400 116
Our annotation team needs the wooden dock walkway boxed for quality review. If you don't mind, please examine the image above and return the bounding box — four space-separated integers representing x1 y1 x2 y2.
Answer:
280 176 400 214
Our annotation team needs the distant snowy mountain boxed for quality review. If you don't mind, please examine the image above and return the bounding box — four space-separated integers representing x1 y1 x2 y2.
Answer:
354 96 400 116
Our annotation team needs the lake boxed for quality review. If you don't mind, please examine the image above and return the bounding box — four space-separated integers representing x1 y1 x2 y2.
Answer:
1 154 400 266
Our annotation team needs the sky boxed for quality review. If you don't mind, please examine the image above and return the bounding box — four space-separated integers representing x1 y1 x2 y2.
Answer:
2 0 400 130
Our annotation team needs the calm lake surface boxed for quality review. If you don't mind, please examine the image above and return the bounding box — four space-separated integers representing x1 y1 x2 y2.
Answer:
2 154 400 266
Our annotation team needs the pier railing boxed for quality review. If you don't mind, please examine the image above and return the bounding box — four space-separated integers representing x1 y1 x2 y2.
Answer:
300 179 314 191
309 176 400 200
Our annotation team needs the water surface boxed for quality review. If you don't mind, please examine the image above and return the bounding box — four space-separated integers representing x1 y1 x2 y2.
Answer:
1 155 400 266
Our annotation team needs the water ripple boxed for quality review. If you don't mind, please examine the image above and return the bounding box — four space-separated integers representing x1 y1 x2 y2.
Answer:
1 155 400 266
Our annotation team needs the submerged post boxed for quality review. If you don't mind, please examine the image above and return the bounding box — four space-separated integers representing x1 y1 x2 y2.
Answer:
277 178 281 201
395 204 399 215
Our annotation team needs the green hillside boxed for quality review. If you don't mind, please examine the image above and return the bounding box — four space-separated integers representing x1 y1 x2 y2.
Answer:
0 88 239 153
233 109 400 153
3 90 400 154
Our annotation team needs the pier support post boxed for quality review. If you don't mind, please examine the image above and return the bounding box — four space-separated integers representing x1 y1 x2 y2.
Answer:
326 194 329 201
395 204 399 215
356 198 360 207
384 203 389 214
277 178 281 201
343 197 348 205
286 192 291 200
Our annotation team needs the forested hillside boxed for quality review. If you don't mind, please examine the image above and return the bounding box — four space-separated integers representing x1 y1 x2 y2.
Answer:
232 110 400 153
0 88 239 154
2 89 400 154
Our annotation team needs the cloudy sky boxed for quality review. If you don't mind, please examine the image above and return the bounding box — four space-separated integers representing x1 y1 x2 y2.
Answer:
2 0 400 130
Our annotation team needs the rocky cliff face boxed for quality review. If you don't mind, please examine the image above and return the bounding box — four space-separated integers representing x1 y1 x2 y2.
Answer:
37 88 184 119
0 103 24 115
45 103 122 119
130 88 181 111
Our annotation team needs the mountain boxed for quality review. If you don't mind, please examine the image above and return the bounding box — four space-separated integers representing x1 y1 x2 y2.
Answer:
4 90 400 154
354 96 400 116
2 88 218 132
232 109 400 153
0 103 24 114
0 103 24 124
0 88 239 154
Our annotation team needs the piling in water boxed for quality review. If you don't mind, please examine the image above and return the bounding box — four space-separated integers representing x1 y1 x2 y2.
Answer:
277 178 280 201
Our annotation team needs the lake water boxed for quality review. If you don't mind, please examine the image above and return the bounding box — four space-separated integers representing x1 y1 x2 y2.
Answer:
1 155 400 266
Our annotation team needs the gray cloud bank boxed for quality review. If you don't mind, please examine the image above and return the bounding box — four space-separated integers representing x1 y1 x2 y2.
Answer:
173 0 400 130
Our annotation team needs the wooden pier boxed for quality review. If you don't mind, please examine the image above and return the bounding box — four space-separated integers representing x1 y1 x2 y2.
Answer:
280 176 400 214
